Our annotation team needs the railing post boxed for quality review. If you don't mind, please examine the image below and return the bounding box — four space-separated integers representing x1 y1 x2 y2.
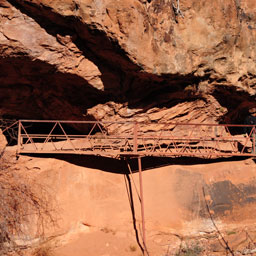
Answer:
253 126 256 155
134 122 138 154
17 120 21 154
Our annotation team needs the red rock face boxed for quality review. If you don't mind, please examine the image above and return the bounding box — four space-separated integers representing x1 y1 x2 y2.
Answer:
2 2 256 250
14 154 256 241
0 0 256 127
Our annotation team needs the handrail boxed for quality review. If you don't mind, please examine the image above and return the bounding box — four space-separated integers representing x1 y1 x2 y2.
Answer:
17 120 256 158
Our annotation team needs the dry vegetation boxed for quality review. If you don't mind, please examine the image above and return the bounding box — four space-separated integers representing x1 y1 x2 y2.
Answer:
0 151 57 255
0 119 18 145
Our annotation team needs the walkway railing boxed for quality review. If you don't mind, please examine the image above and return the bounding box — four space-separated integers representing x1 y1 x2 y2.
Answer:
17 120 256 158
15 119 256 254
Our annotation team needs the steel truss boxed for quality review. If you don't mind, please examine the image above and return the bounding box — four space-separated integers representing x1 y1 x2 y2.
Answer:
15 119 256 255
17 120 256 158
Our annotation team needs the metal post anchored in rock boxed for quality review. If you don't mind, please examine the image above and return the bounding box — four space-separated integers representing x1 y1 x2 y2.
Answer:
138 156 148 255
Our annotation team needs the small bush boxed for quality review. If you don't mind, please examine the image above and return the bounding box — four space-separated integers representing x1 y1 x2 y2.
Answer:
0 153 56 255
129 244 137 252
32 244 54 256
175 243 202 256
226 230 236 236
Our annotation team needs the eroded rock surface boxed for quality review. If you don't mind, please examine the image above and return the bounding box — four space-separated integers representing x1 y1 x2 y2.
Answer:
11 152 256 255
0 0 256 129
2 2 256 254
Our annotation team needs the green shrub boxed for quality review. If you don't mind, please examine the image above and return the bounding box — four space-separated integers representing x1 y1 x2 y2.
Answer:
175 243 202 256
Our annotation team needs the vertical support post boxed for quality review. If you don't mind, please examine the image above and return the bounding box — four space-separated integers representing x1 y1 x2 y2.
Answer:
138 156 146 254
17 120 21 154
253 126 256 155
134 122 138 154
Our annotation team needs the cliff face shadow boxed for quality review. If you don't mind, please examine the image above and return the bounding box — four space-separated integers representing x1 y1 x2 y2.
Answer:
22 154 251 174
7 0 211 107
0 57 108 120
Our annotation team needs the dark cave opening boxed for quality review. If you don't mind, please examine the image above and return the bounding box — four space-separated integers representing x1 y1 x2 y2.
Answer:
213 85 256 135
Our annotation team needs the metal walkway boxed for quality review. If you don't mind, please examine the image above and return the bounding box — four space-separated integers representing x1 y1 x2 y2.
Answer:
14 119 256 254
17 120 256 158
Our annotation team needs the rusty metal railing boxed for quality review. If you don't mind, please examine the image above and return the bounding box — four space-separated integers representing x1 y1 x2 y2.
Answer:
17 120 256 158
15 119 256 254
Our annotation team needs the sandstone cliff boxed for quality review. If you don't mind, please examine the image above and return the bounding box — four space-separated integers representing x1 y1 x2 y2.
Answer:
9 151 256 256
1 0 256 129
1 2 256 254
